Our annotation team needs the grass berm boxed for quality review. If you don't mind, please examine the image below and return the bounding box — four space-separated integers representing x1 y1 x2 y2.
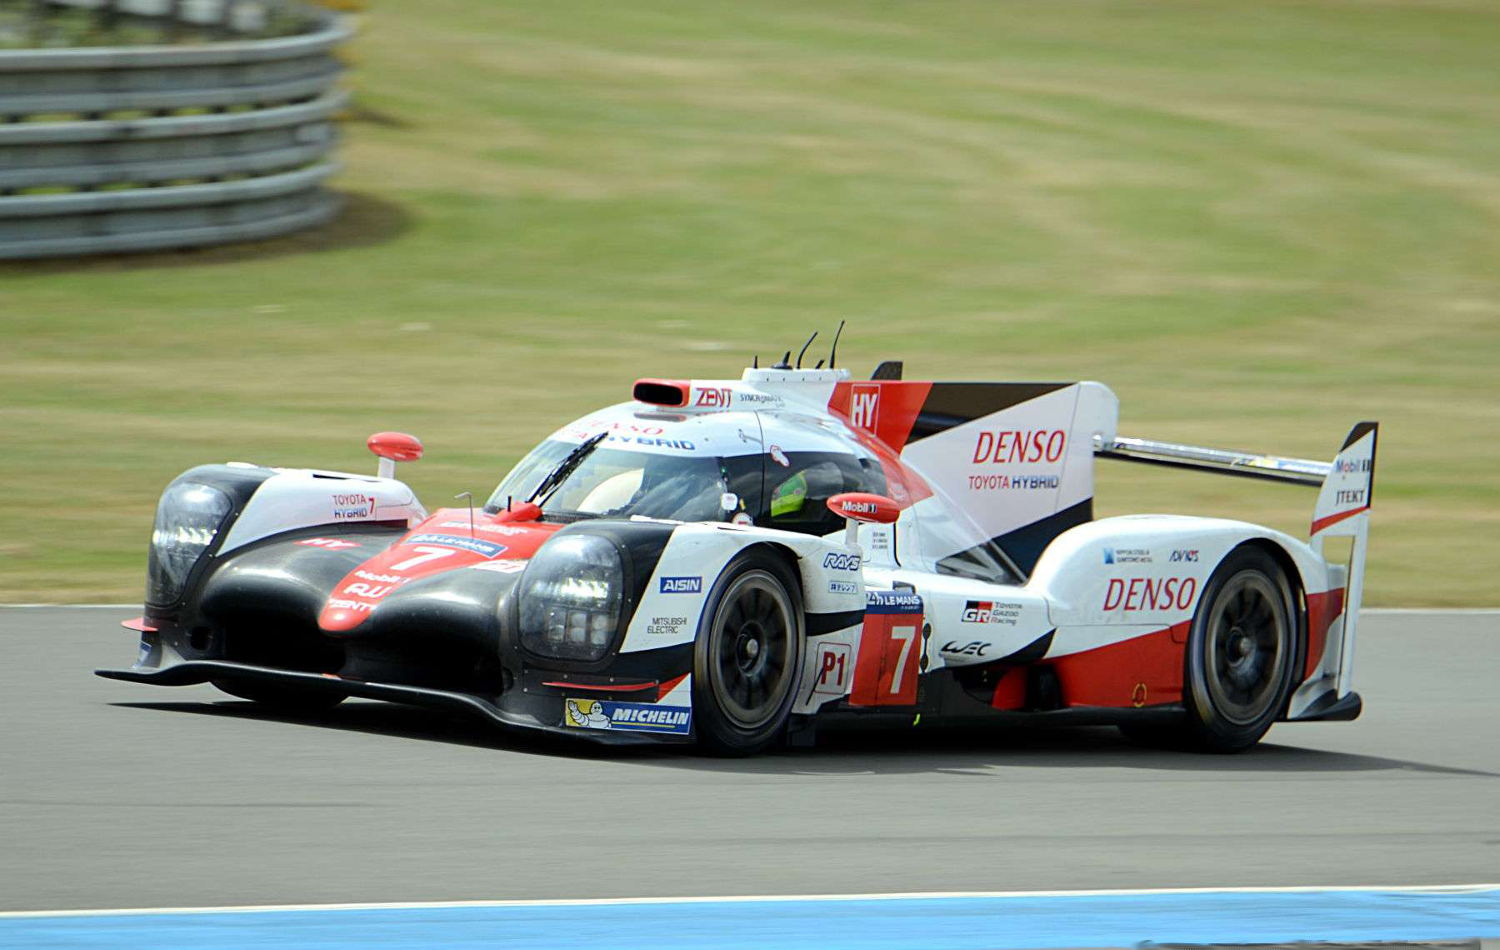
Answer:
2 0 1497 604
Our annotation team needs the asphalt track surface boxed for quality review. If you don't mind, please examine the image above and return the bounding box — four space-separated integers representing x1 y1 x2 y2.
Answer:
2 607 1497 913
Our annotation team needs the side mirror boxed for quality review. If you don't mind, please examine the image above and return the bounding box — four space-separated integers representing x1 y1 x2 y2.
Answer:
368 431 423 479
827 492 900 546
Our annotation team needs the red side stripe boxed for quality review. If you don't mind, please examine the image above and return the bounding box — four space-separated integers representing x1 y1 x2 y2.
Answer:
1310 505 1369 535
541 680 659 693
121 617 157 633
656 672 690 701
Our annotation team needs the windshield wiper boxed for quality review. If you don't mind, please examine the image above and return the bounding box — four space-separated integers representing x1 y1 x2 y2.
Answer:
528 432 609 506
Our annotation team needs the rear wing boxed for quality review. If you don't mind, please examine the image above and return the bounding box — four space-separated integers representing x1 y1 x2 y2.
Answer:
1097 422 1378 697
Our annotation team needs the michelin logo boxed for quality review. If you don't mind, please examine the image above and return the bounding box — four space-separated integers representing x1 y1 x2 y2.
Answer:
564 699 692 735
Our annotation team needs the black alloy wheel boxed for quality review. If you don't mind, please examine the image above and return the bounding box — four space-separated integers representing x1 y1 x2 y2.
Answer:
692 549 804 755
1182 546 1298 752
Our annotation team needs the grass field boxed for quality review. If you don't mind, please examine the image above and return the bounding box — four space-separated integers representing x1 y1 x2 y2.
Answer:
3 0 1498 604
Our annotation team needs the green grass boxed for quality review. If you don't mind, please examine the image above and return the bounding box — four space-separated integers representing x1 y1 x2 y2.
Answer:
2 0 1498 604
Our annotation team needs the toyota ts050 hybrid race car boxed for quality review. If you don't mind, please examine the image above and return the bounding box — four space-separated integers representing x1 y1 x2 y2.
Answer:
100 354 1378 755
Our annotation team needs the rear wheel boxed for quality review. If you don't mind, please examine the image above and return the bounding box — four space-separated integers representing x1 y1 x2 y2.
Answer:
1122 546 1298 753
692 550 804 756
213 679 347 713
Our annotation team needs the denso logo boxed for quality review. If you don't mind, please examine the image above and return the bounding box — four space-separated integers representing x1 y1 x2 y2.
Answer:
850 384 879 433
823 552 861 572
695 387 732 408
972 430 1065 464
1103 576 1198 612
660 576 702 594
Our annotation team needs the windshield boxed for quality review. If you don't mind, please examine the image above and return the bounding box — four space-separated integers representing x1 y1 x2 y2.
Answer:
486 441 734 523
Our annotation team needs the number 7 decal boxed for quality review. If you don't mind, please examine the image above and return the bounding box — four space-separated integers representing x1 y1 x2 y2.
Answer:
849 593 923 706
390 546 455 572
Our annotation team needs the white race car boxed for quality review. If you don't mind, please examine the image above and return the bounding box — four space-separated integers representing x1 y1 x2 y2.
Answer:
101 353 1377 755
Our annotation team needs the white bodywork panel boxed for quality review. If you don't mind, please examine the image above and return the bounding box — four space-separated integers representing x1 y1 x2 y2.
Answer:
218 469 426 555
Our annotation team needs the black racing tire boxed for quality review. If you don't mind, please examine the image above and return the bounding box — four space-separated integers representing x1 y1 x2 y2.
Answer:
691 549 805 756
213 679 348 713
1176 546 1298 752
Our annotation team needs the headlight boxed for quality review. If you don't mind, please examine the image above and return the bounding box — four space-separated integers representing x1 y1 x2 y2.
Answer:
146 481 232 606
517 534 624 662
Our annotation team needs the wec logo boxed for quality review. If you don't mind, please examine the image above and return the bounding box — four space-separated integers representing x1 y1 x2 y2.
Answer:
823 552 861 572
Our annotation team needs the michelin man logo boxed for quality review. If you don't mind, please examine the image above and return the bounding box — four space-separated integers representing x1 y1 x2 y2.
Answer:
565 699 611 730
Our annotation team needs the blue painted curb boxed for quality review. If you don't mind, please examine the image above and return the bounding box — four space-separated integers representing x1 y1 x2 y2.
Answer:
3 888 1498 950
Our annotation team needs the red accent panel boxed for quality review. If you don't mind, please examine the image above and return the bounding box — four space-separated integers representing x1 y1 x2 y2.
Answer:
1304 587 1345 678
827 381 935 505
1049 620 1190 707
656 672 690 702
317 509 562 633
1310 505 1368 535
543 680 658 693
367 431 423 462
990 669 1026 710
848 611 922 706
828 381 931 452
121 617 157 633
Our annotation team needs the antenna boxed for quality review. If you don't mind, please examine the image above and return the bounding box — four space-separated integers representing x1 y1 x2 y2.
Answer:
829 320 844 369
815 359 825 369
773 350 792 370
753 354 759 369
454 492 476 538
795 332 818 369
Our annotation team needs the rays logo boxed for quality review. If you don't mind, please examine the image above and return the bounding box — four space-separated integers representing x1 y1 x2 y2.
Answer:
823 552 861 572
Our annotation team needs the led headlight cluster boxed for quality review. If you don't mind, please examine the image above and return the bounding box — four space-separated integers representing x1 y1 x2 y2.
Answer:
146 481 232 605
517 534 624 662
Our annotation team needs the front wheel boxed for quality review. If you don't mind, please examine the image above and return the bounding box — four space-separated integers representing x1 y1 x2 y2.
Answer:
692 550 804 756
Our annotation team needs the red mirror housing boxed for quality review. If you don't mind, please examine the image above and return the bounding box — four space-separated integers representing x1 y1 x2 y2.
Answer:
368 431 423 462
827 492 901 524
494 501 543 523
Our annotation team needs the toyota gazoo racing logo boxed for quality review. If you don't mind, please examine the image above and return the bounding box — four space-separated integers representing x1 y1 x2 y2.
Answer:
962 600 997 623
822 552 862 572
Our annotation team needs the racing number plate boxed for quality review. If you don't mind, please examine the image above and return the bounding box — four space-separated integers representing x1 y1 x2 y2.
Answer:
848 590 923 706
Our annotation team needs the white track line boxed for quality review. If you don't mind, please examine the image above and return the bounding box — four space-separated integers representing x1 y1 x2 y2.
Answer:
3 883 1497 920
